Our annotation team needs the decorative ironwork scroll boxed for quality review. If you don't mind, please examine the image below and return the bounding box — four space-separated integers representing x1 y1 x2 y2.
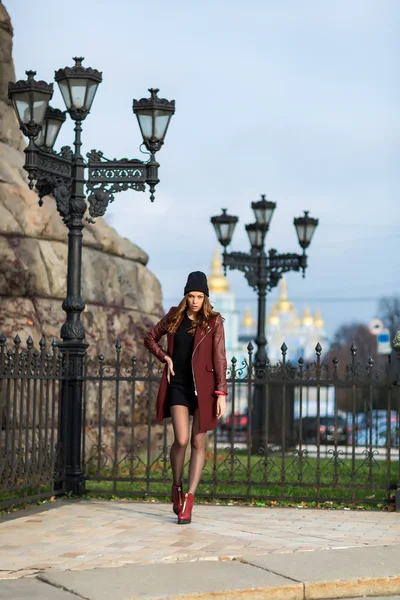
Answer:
86 149 147 222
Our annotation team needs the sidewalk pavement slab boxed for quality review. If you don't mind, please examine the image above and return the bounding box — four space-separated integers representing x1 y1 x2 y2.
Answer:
0 577 79 600
39 561 304 600
240 544 400 600
1 500 400 575
1 501 400 599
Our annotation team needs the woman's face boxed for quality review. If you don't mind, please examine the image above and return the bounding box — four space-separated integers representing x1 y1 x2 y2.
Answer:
187 292 205 313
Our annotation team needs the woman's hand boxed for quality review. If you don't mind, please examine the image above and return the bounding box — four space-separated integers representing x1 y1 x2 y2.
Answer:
164 356 175 383
216 394 226 419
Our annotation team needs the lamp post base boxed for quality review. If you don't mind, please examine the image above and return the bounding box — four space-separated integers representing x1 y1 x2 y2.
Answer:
64 473 86 496
251 380 296 454
57 339 87 498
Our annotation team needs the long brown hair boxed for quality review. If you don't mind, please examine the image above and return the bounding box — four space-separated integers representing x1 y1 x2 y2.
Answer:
167 295 220 335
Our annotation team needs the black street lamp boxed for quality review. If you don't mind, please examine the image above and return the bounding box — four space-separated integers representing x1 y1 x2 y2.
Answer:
211 195 318 451
8 58 175 494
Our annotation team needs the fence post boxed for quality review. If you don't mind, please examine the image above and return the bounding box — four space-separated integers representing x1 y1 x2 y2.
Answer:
393 332 400 512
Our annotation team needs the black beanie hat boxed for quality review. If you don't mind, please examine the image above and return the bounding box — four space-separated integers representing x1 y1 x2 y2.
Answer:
184 271 209 297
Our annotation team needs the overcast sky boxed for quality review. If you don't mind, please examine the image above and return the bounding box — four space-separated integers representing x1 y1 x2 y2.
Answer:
8 0 399 343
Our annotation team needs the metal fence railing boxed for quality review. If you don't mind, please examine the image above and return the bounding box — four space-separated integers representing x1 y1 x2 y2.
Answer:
1 334 399 510
0 335 66 510
82 342 400 507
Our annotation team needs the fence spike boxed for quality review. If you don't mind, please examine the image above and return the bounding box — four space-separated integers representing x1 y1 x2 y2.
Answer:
350 342 357 356
315 342 322 355
281 342 288 355
26 335 33 349
247 342 254 353
115 338 122 351
98 354 105 362
298 356 304 366
39 336 46 349
0 333 6 346
231 356 237 365
14 334 21 346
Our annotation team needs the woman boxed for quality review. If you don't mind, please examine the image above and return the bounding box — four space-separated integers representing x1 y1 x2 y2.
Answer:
144 271 228 524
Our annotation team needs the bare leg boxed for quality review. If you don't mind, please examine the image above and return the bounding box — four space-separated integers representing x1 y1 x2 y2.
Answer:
170 405 190 486
188 407 206 495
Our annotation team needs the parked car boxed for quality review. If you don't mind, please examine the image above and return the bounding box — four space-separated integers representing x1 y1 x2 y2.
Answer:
343 413 362 445
294 416 349 445
220 408 248 432
356 410 398 428
357 424 400 448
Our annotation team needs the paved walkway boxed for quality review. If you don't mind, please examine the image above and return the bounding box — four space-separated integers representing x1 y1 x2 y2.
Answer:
0 499 400 598
1 499 400 573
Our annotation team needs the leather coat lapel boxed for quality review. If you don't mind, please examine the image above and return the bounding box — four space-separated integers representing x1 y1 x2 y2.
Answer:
193 320 213 352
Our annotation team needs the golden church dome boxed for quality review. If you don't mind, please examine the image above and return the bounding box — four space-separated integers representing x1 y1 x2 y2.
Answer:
268 306 280 325
272 278 293 314
208 249 229 294
242 306 255 329
302 306 314 326
314 310 324 328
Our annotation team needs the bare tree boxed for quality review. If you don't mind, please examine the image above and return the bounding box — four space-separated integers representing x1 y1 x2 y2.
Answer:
327 323 384 413
378 296 400 344
328 323 379 366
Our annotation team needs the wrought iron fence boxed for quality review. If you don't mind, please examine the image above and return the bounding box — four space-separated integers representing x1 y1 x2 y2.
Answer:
0 334 66 510
82 341 400 507
1 333 400 510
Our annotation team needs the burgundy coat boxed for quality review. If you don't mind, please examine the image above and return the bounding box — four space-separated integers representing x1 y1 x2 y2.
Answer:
144 307 228 433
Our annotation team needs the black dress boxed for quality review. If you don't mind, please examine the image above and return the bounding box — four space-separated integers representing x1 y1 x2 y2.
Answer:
168 312 198 413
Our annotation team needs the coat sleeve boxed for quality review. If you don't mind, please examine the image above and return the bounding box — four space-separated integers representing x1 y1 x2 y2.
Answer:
144 308 175 363
212 314 228 395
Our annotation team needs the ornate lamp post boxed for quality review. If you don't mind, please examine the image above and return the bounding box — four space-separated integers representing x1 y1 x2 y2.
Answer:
211 195 318 451
8 58 175 494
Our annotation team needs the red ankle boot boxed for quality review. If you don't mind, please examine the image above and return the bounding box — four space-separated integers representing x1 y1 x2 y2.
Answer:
171 483 183 515
178 493 194 524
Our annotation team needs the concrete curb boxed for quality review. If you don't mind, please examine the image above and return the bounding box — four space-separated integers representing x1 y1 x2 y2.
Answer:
160 586 303 600
172 576 400 600
305 575 400 600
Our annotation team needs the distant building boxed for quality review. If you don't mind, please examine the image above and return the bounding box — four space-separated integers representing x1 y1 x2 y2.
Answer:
208 252 327 364
208 251 330 414
265 278 331 418
266 278 328 363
